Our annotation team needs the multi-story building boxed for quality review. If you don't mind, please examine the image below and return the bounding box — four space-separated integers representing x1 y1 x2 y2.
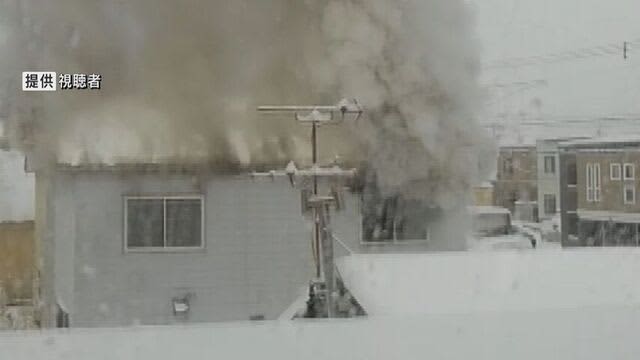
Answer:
559 138 640 246
494 145 537 219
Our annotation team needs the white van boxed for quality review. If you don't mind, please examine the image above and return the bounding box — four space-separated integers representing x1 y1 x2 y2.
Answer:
467 206 535 251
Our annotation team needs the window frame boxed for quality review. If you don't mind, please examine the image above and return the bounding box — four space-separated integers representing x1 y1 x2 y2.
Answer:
624 163 635 181
586 163 594 202
624 184 636 205
594 163 601 202
124 195 205 253
358 197 431 246
610 163 621 180
502 158 513 177
543 194 556 215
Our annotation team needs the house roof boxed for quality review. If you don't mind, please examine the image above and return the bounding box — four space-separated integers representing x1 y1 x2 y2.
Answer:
26 152 361 175
558 136 640 150
498 144 536 151
468 205 509 215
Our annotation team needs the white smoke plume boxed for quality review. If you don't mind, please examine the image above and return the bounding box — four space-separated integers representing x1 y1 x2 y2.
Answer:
312 0 495 210
0 0 494 214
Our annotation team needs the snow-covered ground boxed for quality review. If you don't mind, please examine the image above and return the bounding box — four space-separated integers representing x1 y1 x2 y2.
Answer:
2 306 640 359
337 249 640 316
3 249 640 358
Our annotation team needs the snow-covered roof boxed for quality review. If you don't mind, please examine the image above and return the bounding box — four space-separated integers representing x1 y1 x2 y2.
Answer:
474 181 494 188
577 210 640 224
337 249 640 316
558 135 640 150
498 143 536 150
537 136 591 144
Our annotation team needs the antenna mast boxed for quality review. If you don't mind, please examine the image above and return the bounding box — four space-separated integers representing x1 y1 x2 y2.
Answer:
255 99 363 317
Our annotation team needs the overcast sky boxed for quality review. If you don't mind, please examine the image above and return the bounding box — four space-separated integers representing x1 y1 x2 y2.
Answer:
471 0 640 128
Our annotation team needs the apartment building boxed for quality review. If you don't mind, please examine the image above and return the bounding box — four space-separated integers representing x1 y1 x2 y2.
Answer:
559 139 640 246
494 145 537 219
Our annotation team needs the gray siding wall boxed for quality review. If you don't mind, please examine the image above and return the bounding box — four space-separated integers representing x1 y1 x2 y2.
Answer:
46 169 454 327
50 171 366 327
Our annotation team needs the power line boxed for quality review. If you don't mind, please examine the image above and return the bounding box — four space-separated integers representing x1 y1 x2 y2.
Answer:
483 38 640 70
480 114 640 128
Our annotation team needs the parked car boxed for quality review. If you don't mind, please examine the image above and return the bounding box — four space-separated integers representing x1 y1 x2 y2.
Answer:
467 206 535 251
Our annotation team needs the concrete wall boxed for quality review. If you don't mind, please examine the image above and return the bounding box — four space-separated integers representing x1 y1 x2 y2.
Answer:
0 221 34 303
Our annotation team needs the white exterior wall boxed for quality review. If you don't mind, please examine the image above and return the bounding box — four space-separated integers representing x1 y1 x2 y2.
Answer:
45 170 366 327
43 168 455 327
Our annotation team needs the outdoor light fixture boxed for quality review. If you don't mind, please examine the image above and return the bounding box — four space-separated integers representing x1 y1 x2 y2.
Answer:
172 295 191 316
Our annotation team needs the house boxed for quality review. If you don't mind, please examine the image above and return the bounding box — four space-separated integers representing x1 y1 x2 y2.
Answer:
472 182 494 206
494 145 537 220
559 138 640 246
28 157 463 328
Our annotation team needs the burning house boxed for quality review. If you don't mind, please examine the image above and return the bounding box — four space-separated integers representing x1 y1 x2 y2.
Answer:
27 155 482 327
2 0 494 327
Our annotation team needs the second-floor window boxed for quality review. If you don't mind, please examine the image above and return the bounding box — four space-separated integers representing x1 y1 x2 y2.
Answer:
586 163 601 202
543 194 556 214
624 184 636 205
125 195 204 251
543 156 555 174
610 163 621 180
624 163 635 180
503 158 513 176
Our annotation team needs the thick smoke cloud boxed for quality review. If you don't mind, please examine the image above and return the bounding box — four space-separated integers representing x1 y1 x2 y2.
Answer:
0 0 494 212
314 0 494 209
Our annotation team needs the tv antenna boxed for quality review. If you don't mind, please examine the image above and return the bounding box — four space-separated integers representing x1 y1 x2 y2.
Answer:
254 98 363 317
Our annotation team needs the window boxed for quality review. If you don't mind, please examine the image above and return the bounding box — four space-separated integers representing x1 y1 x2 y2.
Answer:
543 194 556 215
594 163 601 202
502 158 513 176
125 196 204 250
610 163 621 180
624 185 636 205
360 188 433 244
543 156 555 174
586 163 593 202
56 304 70 328
624 163 635 180
586 163 601 202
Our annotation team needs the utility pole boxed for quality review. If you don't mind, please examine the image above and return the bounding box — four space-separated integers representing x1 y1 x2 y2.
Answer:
255 99 363 317
624 41 628 60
